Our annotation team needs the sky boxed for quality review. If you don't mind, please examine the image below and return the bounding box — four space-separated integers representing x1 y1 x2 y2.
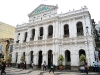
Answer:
0 0 100 27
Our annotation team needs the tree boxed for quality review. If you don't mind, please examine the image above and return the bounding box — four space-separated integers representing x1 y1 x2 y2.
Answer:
7 55 12 63
20 55 25 63
79 54 86 66
58 54 64 66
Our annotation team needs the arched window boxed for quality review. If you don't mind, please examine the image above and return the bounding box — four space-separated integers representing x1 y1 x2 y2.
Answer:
48 25 53 38
77 22 83 36
64 24 69 38
38 27 43 40
24 32 27 42
30 29 35 40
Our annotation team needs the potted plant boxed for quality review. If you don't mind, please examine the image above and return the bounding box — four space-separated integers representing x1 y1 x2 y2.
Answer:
58 54 64 70
6 55 12 67
79 54 86 72
20 55 25 68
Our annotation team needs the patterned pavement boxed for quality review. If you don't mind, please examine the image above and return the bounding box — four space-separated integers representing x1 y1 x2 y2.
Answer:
0 67 99 75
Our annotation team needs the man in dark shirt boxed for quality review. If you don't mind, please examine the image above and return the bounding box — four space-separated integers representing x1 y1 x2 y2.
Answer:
1 59 6 75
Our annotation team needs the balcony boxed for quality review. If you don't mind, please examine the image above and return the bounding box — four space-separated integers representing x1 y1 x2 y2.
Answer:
63 34 69 38
23 40 26 43
16 40 19 43
30 37 34 41
48 35 52 39
38 36 43 40
77 32 83 36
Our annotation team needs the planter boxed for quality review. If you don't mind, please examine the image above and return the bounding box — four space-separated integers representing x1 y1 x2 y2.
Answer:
20 63 24 68
6 63 11 67
59 65 64 70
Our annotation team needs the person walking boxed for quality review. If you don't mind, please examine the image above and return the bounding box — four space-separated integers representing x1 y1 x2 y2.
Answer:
1 59 6 75
23 61 26 70
43 61 46 71
84 59 88 74
49 62 54 73
92 62 95 72
31 62 34 69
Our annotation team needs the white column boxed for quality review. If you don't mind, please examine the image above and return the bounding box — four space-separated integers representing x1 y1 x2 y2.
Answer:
14 33 18 44
17 52 22 64
53 21 55 38
21 32 24 43
34 26 39 41
12 52 16 63
55 20 59 38
25 52 31 64
27 29 31 42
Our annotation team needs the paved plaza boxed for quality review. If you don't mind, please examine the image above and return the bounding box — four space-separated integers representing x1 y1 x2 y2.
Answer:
0 67 99 75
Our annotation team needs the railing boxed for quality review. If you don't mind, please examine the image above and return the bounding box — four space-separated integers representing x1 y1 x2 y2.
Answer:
48 35 52 38
16 40 19 43
77 32 83 36
63 34 69 38
38 36 43 40
30 37 34 41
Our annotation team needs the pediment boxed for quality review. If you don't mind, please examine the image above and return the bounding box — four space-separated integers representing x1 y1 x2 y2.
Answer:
28 4 58 16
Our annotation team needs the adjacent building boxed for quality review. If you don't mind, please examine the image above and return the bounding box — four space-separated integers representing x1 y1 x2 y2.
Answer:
0 21 15 60
0 38 14 60
12 4 96 70
0 21 15 39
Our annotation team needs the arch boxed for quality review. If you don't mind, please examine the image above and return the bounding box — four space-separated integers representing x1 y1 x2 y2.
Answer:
48 50 53 68
38 50 42 68
65 50 71 69
79 49 86 57
16 52 18 63
24 32 27 42
48 25 53 38
30 29 35 40
38 27 43 40
64 24 69 38
76 21 83 36
30 51 33 63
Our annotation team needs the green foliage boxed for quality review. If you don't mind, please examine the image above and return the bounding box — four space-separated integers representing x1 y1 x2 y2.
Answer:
58 54 64 66
7 56 12 63
20 55 25 63
79 54 86 66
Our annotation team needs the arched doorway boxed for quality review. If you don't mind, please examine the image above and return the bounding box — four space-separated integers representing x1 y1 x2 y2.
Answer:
65 50 71 69
38 51 42 68
30 51 33 63
48 50 53 68
16 52 18 64
79 49 86 57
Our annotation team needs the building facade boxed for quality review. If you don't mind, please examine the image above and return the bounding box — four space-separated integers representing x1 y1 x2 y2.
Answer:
0 38 14 60
12 4 95 70
0 21 15 38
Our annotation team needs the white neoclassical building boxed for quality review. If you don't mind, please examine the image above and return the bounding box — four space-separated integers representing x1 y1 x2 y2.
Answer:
12 4 96 70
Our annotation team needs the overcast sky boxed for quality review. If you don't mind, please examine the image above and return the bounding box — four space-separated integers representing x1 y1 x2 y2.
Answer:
0 0 100 26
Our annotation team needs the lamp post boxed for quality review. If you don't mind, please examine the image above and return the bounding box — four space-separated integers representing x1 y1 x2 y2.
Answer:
86 26 91 66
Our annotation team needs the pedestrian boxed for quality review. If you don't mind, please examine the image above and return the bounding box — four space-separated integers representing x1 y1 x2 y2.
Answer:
92 62 95 72
23 61 26 70
49 62 54 73
1 59 6 75
31 62 34 69
84 59 88 74
43 61 46 71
